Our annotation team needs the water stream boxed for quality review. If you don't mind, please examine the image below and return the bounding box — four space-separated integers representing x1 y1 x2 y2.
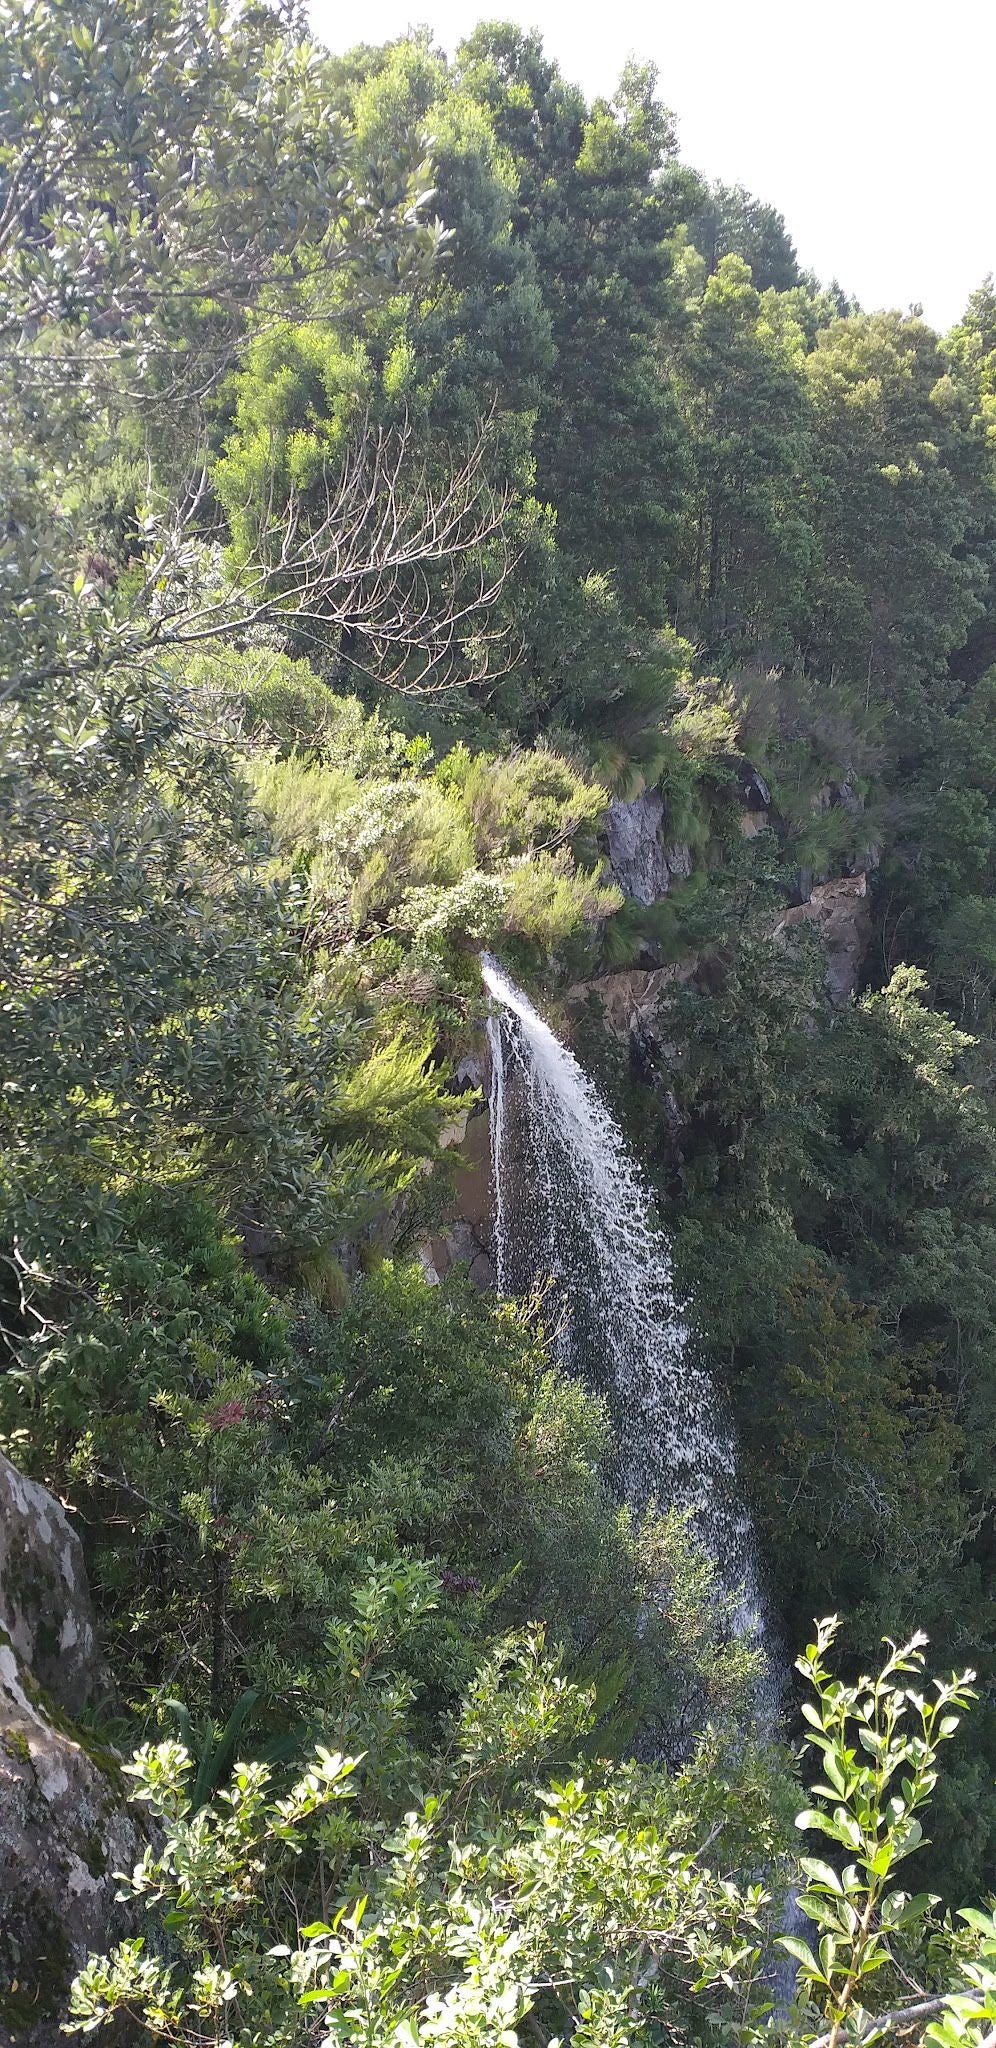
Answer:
482 951 770 1680
482 953 808 1993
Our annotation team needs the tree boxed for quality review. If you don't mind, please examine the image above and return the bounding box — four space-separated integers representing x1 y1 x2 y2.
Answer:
68 1620 996 2048
456 29 698 623
69 1613 777 2048
670 254 815 662
684 180 802 294
802 312 994 746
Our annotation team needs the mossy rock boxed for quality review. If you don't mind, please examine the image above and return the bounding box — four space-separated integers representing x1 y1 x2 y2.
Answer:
0 1454 102 1717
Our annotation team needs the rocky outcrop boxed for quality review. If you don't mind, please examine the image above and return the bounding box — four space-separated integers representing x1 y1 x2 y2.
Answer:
604 791 691 905
774 872 873 1005
0 1459 101 1717
420 1090 495 1290
0 1455 142 2041
734 760 773 838
566 963 695 1039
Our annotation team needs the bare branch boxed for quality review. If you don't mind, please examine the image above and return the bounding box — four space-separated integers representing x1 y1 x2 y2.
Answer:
808 1997 950 2048
4 408 518 703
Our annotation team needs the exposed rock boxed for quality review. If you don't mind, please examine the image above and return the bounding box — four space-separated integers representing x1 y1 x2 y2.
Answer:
422 1104 495 1290
734 760 772 812
774 872 873 1004
0 1455 143 2040
815 775 862 819
740 808 769 839
808 780 880 881
0 1456 101 1718
664 839 693 882
728 759 773 838
0 1642 143 2040
566 963 696 1039
438 1102 472 1151
453 1050 488 1093
420 1217 494 1292
604 791 691 906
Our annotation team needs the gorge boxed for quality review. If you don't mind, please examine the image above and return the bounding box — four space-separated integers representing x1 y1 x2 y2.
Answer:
4 1 996 2036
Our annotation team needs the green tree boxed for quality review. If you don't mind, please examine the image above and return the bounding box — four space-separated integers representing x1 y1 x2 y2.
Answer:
671 255 815 661
684 180 802 294
456 28 697 623
69 1614 778 2048
802 312 993 746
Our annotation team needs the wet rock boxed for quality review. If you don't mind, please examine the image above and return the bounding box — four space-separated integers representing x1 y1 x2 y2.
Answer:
734 760 772 812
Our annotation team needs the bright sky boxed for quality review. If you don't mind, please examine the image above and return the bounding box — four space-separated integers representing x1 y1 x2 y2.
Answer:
308 0 996 334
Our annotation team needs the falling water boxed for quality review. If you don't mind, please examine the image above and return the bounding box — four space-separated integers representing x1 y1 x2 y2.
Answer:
482 950 770 1672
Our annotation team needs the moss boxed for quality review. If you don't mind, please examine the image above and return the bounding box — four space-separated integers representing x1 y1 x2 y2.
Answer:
83 1831 108 1878
0 1626 128 1793
0 1888 73 2021
1 1727 31 1766
69 1723 128 1793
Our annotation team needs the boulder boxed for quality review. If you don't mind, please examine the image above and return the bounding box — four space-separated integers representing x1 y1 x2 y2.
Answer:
774 873 873 1004
0 1455 142 2041
0 1457 101 1717
605 791 690 906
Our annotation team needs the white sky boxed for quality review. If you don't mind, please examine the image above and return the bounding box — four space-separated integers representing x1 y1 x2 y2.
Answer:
308 0 996 333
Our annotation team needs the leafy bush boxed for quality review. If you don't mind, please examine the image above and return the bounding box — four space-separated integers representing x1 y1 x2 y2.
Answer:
70 1616 775 2048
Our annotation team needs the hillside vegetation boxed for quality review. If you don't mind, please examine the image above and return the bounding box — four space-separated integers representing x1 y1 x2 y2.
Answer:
4 4 996 2041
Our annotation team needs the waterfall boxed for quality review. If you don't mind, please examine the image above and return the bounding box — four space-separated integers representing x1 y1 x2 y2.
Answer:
482 951 771 1681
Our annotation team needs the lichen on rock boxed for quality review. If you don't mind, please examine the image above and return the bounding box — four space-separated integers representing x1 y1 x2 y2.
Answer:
0 1457 142 2042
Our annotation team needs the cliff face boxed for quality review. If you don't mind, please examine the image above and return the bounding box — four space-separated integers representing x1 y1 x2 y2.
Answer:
420 1059 496 1290
0 1456 141 2044
603 769 875 1007
416 767 876 1290
0 1458 101 1714
604 791 692 906
773 873 873 1007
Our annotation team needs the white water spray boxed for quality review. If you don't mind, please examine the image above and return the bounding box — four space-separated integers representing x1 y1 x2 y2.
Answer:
482 950 770 1670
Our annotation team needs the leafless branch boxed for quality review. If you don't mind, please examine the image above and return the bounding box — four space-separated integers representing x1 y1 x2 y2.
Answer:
809 1997 951 2048
4 408 518 703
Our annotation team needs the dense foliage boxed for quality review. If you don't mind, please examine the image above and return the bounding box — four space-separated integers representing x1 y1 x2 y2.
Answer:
3 0 996 2038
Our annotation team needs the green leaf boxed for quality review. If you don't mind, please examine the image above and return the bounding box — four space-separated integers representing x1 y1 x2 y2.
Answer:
776 1934 819 1973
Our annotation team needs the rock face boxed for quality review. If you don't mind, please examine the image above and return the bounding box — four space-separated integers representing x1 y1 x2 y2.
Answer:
0 1458 101 1717
0 1455 142 2041
734 760 773 838
566 964 694 1039
420 1091 495 1290
775 873 873 1004
605 791 691 906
